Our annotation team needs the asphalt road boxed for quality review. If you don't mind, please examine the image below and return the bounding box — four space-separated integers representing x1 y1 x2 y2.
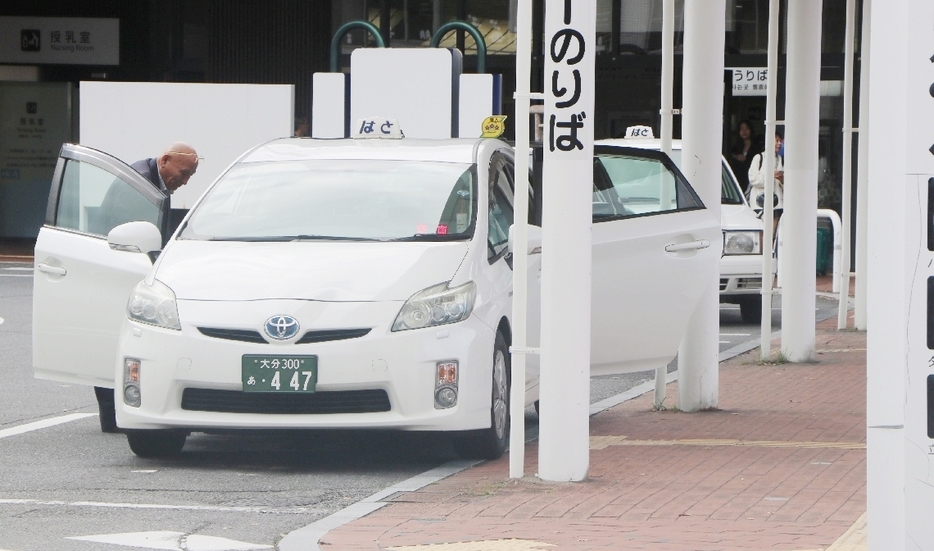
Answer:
0 260 840 550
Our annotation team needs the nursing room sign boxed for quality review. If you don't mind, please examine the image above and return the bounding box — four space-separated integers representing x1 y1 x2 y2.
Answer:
728 67 768 96
0 17 119 65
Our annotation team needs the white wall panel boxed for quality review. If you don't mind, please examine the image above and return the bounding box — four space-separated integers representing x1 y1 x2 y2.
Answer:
79 81 293 209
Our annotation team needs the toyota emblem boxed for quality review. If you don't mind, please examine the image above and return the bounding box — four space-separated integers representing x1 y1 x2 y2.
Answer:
264 315 300 340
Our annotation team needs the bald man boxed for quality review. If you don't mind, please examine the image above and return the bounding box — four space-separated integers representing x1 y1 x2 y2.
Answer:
131 142 200 194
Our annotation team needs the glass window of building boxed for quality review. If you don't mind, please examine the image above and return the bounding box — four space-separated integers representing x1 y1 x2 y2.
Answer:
336 0 516 55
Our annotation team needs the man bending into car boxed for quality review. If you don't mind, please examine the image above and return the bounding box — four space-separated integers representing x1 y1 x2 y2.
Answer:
94 142 199 433
132 142 200 194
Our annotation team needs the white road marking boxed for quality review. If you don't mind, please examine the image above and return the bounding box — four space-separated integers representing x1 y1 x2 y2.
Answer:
0 498 310 515
0 413 96 439
68 531 272 550
720 333 751 337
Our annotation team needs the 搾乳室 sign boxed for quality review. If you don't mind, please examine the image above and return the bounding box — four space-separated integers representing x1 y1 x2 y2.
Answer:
0 16 119 65
727 67 768 96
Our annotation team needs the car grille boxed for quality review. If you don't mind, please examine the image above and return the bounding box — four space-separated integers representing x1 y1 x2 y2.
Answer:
181 388 391 414
296 328 371 344
197 327 371 344
197 327 266 343
736 277 762 290
720 277 762 292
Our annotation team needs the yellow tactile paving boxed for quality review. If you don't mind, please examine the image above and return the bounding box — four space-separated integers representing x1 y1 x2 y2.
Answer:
590 436 865 450
825 512 867 551
787 512 866 551
387 540 554 551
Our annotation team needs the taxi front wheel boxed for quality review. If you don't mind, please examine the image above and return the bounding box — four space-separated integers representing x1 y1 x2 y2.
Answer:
126 429 188 458
453 332 510 460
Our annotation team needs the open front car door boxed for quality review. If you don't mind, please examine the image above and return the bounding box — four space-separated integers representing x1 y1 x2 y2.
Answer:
33 144 167 387
589 146 721 375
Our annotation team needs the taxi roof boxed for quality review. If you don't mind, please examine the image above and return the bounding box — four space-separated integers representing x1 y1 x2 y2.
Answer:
595 137 682 150
241 136 500 165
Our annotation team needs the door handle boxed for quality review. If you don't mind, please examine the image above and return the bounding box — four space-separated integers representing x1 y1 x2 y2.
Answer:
664 240 710 253
36 263 67 276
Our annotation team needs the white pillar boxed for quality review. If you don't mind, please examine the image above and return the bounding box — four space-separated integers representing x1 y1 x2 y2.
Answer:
538 0 595 482
654 0 675 410
508 0 533 479
759 0 780 361
676 0 724 412
779 0 822 363
836 0 857 329
854 0 870 331
866 0 907 546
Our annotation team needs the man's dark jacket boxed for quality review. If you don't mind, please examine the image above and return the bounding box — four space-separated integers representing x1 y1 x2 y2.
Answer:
131 158 161 191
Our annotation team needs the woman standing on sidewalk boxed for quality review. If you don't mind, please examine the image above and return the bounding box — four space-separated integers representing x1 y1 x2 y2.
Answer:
747 132 784 243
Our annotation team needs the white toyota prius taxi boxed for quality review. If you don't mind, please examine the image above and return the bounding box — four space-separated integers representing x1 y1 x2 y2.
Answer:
33 118 719 460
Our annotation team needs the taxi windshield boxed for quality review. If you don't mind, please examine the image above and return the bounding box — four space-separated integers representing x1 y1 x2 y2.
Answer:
179 159 477 242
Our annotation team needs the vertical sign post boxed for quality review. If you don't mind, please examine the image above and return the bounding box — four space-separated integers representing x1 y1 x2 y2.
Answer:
508 0 533 479
654 0 675 410
759 0 780 360
538 0 595 482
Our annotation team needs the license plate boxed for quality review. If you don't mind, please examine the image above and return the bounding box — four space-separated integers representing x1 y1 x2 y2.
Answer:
242 355 317 393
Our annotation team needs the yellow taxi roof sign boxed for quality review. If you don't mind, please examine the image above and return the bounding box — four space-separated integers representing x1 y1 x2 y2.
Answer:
481 116 507 138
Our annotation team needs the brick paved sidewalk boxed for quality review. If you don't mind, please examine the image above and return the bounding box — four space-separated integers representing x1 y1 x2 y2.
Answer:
319 316 866 551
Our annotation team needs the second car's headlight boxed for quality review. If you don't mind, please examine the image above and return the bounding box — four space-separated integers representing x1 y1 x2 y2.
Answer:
127 279 181 330
723 230 763 256
392 281 477 331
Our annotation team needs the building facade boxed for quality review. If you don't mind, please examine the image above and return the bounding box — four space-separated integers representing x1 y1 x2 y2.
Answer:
0 0 859 240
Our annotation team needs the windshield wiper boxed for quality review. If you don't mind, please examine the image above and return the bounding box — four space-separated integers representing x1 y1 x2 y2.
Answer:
290 235 382 242
207 235 379 242
390 233 470 242
208 236 292 242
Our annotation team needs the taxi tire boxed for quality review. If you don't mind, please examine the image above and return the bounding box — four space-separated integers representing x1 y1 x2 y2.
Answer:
454 332 510 461
126 430 188 458
739 297 762 324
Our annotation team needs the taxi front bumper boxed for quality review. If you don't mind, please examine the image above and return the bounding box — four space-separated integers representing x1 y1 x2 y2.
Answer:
114 298 497 433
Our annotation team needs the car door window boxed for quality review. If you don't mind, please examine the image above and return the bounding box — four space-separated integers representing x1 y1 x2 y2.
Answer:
56 158 162 236
593 149 703 220
488 156 515 261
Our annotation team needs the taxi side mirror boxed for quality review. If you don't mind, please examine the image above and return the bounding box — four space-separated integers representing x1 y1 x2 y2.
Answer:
108 221 163 259
508 224 543 256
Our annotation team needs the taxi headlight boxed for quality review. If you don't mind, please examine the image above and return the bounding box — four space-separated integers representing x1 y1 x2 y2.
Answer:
723 230 762 256
127 279 181 330
392 281 476 331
